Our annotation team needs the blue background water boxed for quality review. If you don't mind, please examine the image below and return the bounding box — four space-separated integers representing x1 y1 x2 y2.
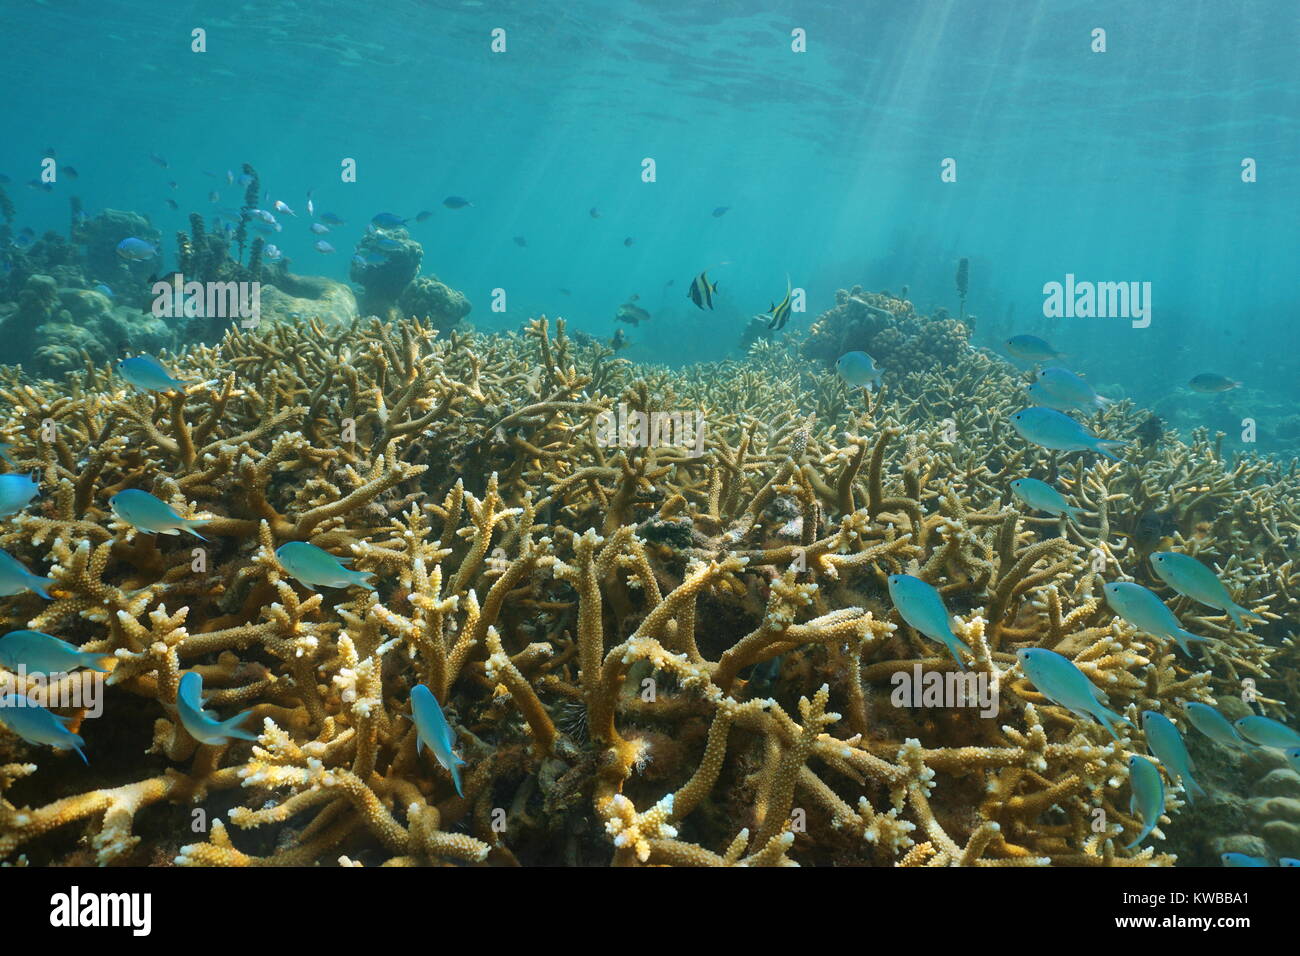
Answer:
1 0 1296 412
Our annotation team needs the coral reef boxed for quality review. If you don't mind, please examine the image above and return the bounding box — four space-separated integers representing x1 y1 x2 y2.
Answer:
349 231 422 319
801 286 971 373
0 287 1295 868
396 275 470 332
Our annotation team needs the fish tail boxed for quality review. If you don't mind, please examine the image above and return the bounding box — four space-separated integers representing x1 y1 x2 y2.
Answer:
183 519 211 541
1178 628 1214 647
1122 822 1153 851
219 710 259 742
28 574 54 599
1065 506 1086 522
946 632 971 670
77 652 110 673
449 763 465 798
1225 602 1248 629
1185 772 1208 802
350 570 376 591
1093 439 1125 461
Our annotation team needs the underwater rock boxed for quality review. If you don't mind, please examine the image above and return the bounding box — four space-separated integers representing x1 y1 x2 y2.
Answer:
396 274 471 331
349 230 422 318
255 275 358 328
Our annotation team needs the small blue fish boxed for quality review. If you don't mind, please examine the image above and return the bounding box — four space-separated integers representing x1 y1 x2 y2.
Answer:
0 630 105 674
149 152 169 168
110 489 210 539
1234 715 1300 750
887 573 971 669
0 549 54 598
411 683 465 797
1009 407 1124 460
712 206 730 217
310 222 330 234
0 472 40 517
0 691 87 762
1221 852 1270 867
1104 581 1213 655
1184 701 1252 752
1015 647 1131 741
442 196 472 209
1286 747 1299 775
1009 477 1084 520
373 238 402 251
176 671 257 746
319 212 345 226
1124 755 1165 850
371 212 408 228
1005 334 1065 362
314 240 335 254
93 282 114 299
116 354 190 392
1141 710 1206 801
1035 367 1111 410
274 541 374 591
115 237 157 261
1280 857 1300 867
1150 552 1250 629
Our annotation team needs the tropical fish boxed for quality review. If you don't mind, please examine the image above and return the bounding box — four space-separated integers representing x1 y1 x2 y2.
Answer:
116 354 190 391
887 573 971 670
373 238 402 251
712 206 730 217
0 630 106 674
247 208 277 224
1024 380 1079 412
1005 334 1065 362
176 671 257 746
314 240 335 254
1034 367 1111 410
61 166 78 180
1009 407 1124 460
1189 373 1240 393
1286 746 1299 775
589 206 601 218
263 244 282 260
1150 551 1250 628
766 276 793 330
1234 715 1300 749
415 210 433 222
0 550 53 599
110 489 210 540
1184 701 1252 752
93 283 113 299
688 271 718 310
1221 852 1269 867
0 473 40 517
623 237 634 247
1104 581 1213 655
0 691 87 762
319 212 346 226
115 237 157 260
410 683 465 797
1124 755 1164 850
1283 857 1300 867
1015 647 1130 741
1133 413 1165 448
610 328 628 351
836 350 883 389
615 301 650 326
273 200 295 217
149 152 169 168
511 236 527 247
371 212 408 228
310 223 330 234
1141 710 1206 801
1009 477 1084 520
274 541 374 591
306 194 314 217
442 196 472 209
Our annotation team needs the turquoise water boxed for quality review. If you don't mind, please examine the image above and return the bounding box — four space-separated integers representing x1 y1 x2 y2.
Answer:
1 0 1296 384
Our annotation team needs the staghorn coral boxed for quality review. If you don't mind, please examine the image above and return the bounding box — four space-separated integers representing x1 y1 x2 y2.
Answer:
0 296 1294 868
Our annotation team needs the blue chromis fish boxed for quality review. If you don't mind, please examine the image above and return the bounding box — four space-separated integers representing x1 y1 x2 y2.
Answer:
442 196 472 209
1009 407 1124 460
1015 647 1130 741
1149 551 1250 629
1234 715 1300 750
319 212 345 226
887 573 971 669
116 354 190 392
0 630 106 674
1222 852 1270 867
1282 857 1300 867
1285 747 1299 775
0 549 53 598
712 205 730 217
411 683 465 797
0 442 16 466
177 671 257 745
1005 334 1065 362
314 240 335 254
371 212 408 227
1025 380 1079 413
274 541 374 590
687 271 718 310
373 238 403 251
115 237 157 260
1184 701 1252 752
1009 477 1084 520
836 350 883 389
1124 754 1165 850
310 222 330 234
0 691 87 762
1189 372 1240 393
110 489 210 540
1141 710 1206 801
0 472 40 517
1034 366 1112 410
1103 581 1213 655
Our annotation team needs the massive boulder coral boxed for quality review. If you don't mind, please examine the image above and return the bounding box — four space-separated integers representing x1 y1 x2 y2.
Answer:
801 286 970 372
0 312 1293 867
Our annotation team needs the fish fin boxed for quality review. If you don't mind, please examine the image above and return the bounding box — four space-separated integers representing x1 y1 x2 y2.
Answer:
1093 440 1125 461
1225 603 1248 629
29 576 54 599
184 519 210 541
78 652 110 673
219 710 259 742
72 738 88 764
350 571 376 591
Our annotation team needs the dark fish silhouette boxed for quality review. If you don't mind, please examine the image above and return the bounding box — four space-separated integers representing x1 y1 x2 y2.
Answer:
688 271 717 310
